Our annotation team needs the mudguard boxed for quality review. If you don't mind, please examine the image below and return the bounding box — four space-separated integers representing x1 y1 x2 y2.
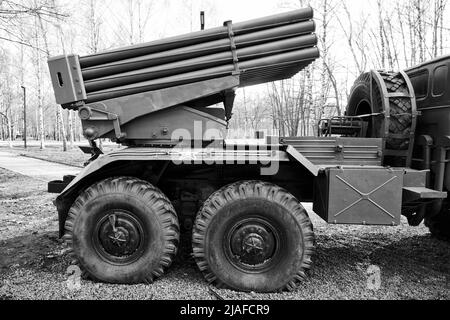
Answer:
52 145 319 236
60 145 319 197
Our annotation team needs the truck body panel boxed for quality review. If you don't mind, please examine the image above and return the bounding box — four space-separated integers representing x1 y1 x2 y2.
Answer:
407 55 450 191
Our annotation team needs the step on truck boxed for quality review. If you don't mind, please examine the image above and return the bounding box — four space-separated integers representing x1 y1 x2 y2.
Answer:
47 8 449 293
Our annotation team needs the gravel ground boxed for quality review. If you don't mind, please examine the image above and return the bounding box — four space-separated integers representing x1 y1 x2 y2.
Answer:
0 167 448 300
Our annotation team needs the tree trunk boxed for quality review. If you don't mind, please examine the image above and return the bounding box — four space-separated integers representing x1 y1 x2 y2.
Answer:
317 0 329 128
39 4 67 151
439 0 446 55
398 3 409 67
416 0 425 63
59 108 67 151
33 15 46 150
56 108 60 141
378 0 386 68
433 0 439 57
305 64 314 136
6 112 13 148
68 110 74 148
38 103 45 149
408 7 416 65
0 117 4 141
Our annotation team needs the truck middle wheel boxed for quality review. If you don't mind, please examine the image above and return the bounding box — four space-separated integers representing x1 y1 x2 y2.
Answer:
64 177 180 284
192 181 315 292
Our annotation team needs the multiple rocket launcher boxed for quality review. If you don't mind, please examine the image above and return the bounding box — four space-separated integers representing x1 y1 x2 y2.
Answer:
49 8 319 107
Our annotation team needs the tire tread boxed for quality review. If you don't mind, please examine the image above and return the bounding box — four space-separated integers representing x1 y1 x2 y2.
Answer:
192 181 315 292
64 176 179 284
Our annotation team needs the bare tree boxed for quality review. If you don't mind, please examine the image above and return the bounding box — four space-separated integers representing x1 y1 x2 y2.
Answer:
439 0 447 55
377 0 386 68
136 0 152 43
433 0 447 57
268 75 310 137
50 0 69 150
413 0 426 63
315 0 339 125
397 2 409 66
0 52 14 148
0 0 67 49
33 13 46 149
0 0 65 19
336 1 367 74
406 2 417 65
123 0 153 45
87 0 101 53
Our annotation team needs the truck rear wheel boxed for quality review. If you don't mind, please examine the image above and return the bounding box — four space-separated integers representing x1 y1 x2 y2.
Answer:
64 177 179 284
425 201 450 241
192 181 315 292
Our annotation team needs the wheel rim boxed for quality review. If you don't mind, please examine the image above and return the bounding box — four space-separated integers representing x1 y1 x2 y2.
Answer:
225 217 280 272
355 99 375 138
93 210 146 265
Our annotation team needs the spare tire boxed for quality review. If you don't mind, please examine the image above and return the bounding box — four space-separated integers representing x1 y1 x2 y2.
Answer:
347 71 413 150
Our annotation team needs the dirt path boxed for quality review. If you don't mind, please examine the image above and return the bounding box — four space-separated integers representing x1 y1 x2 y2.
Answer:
0 151 80 182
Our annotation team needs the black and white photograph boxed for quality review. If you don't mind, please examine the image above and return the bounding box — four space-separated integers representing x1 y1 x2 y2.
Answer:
0 0 448 310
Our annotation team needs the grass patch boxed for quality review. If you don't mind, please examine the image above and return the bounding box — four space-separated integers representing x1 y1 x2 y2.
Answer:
0 142 121 167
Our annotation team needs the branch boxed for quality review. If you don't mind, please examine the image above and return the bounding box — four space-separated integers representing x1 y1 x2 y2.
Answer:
0 0 67 18
0 36 47 53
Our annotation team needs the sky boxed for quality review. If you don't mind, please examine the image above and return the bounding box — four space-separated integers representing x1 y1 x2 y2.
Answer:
33 0 446 108
2 0 449 116
110 0 368 96
101 0 368 43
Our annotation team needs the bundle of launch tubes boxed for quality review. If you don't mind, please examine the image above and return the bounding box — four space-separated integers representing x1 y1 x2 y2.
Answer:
63 8 319 105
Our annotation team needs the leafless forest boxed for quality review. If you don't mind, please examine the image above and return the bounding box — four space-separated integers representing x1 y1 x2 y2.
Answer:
0 0 448 148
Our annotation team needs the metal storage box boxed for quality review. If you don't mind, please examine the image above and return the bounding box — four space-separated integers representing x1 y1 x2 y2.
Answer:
313 167 403 226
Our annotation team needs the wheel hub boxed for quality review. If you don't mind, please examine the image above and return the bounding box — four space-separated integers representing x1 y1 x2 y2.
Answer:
108 227 129 247
242 233 264 254
229 221 277 268
96 211 144 261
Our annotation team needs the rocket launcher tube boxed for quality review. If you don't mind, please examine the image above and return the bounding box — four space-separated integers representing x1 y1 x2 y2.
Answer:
81 21 316 80
79 8 314 68
85 47 319 103
84 34 318 93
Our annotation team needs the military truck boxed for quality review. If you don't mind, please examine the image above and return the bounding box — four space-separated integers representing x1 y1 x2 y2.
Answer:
47 8 448 293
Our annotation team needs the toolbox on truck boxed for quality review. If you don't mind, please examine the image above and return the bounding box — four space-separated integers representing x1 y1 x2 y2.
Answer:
313 167 404 226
